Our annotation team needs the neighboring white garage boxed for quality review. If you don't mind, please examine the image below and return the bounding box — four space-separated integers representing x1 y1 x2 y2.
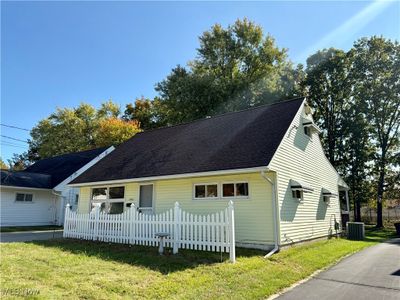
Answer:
0 146 113 227
0 187 57 226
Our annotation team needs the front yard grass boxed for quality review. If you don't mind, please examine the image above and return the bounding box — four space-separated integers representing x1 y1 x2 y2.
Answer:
0 226 395 299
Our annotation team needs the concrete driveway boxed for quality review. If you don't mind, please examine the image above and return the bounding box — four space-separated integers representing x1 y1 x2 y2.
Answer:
277 238 400 300
0 230 63 243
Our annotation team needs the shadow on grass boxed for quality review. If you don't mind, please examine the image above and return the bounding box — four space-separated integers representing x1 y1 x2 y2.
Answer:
31 238 264 274
364 226 397 243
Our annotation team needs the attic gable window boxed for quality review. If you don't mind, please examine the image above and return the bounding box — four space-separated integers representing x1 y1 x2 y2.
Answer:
302 118 321 137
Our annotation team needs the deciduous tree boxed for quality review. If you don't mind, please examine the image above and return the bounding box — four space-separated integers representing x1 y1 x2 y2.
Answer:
155 19 297 125
29 101 141 160
349 37 400 227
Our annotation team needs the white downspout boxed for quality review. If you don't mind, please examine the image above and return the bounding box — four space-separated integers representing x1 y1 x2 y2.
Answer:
261 169 280 258
51 190 62 225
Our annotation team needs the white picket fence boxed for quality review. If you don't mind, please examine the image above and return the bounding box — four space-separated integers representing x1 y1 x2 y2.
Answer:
63 201 236 262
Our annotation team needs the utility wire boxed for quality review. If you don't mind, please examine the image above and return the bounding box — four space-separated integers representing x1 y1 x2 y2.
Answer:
0 135 29 143
1 142 28 149
0 123 30 131
1 141 28 147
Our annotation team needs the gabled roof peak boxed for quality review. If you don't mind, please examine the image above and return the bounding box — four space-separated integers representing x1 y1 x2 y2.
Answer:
72 98 305 184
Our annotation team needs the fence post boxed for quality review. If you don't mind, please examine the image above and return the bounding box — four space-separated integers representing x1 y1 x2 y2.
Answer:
63 203 70 238
173 202 180 254
228 200 236 263
93 203 100 241
129 204 135 245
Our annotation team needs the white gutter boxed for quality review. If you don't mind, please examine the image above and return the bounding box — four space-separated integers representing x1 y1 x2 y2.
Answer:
261 169 280 258
0 185 52 191
68 166 269 187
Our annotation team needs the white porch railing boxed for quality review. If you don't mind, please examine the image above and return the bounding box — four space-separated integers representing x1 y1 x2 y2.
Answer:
63 201 236 262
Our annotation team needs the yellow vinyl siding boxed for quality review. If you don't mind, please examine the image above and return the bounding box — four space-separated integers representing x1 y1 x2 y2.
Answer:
77 172 274 246
269 105 343 245
75 102 345 248
78 187 91 213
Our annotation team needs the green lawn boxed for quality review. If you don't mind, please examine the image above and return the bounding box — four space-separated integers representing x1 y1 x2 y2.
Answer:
0 226 395 299
0 226 63 233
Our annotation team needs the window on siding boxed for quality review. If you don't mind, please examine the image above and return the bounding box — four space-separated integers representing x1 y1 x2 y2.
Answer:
222 183 249 198
194 184 218 199
236 183 249 197
15 193 33 202
91 186 125 214
304 126 311 137
92 188 107 200
323 196 331 205
109 186 125 199
292 190 303 201
223 184 234 197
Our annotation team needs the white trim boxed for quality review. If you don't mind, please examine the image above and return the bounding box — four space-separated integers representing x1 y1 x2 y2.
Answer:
292 190 304 202
290 179 314 192
221 181 250 199
54 146 115 191
14 191 34 203
68 166 268 187
268 98 349 189
193 183 219 200
322 188 338 198
89 185 126 212
302 117 322 134
138 183 155 213
1 185 52 192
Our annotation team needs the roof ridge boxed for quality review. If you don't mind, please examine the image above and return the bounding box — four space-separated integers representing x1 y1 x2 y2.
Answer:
29 146 108 162
136 97 305 135
1 169 51 177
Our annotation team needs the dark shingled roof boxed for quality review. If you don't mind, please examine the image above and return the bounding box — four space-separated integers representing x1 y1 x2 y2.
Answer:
1 147 108 189
1 170 52 189
71 98 304 184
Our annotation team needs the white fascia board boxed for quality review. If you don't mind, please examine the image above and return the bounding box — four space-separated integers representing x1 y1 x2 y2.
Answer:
0 185 52 192
268 97 307 166
68 166 269 187
269 98 348 189
54 146 115 191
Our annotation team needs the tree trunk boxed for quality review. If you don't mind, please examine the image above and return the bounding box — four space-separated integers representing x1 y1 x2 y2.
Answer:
355 200 361 222
376 168 385 228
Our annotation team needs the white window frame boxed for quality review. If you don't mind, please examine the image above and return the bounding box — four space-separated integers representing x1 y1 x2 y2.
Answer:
14 192 34 203
304 126 312 138
323 195 331 205
221 182 250 199
193 183 219 200
292 189 304 202
138 183 155 213
90 185 126 212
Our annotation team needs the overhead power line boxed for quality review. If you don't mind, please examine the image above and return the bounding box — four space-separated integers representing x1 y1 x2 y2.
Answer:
1 135 29 143
0 123 30 131
1 142 28 149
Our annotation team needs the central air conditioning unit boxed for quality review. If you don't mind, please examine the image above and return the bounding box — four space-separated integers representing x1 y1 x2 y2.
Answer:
346 222 365 240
